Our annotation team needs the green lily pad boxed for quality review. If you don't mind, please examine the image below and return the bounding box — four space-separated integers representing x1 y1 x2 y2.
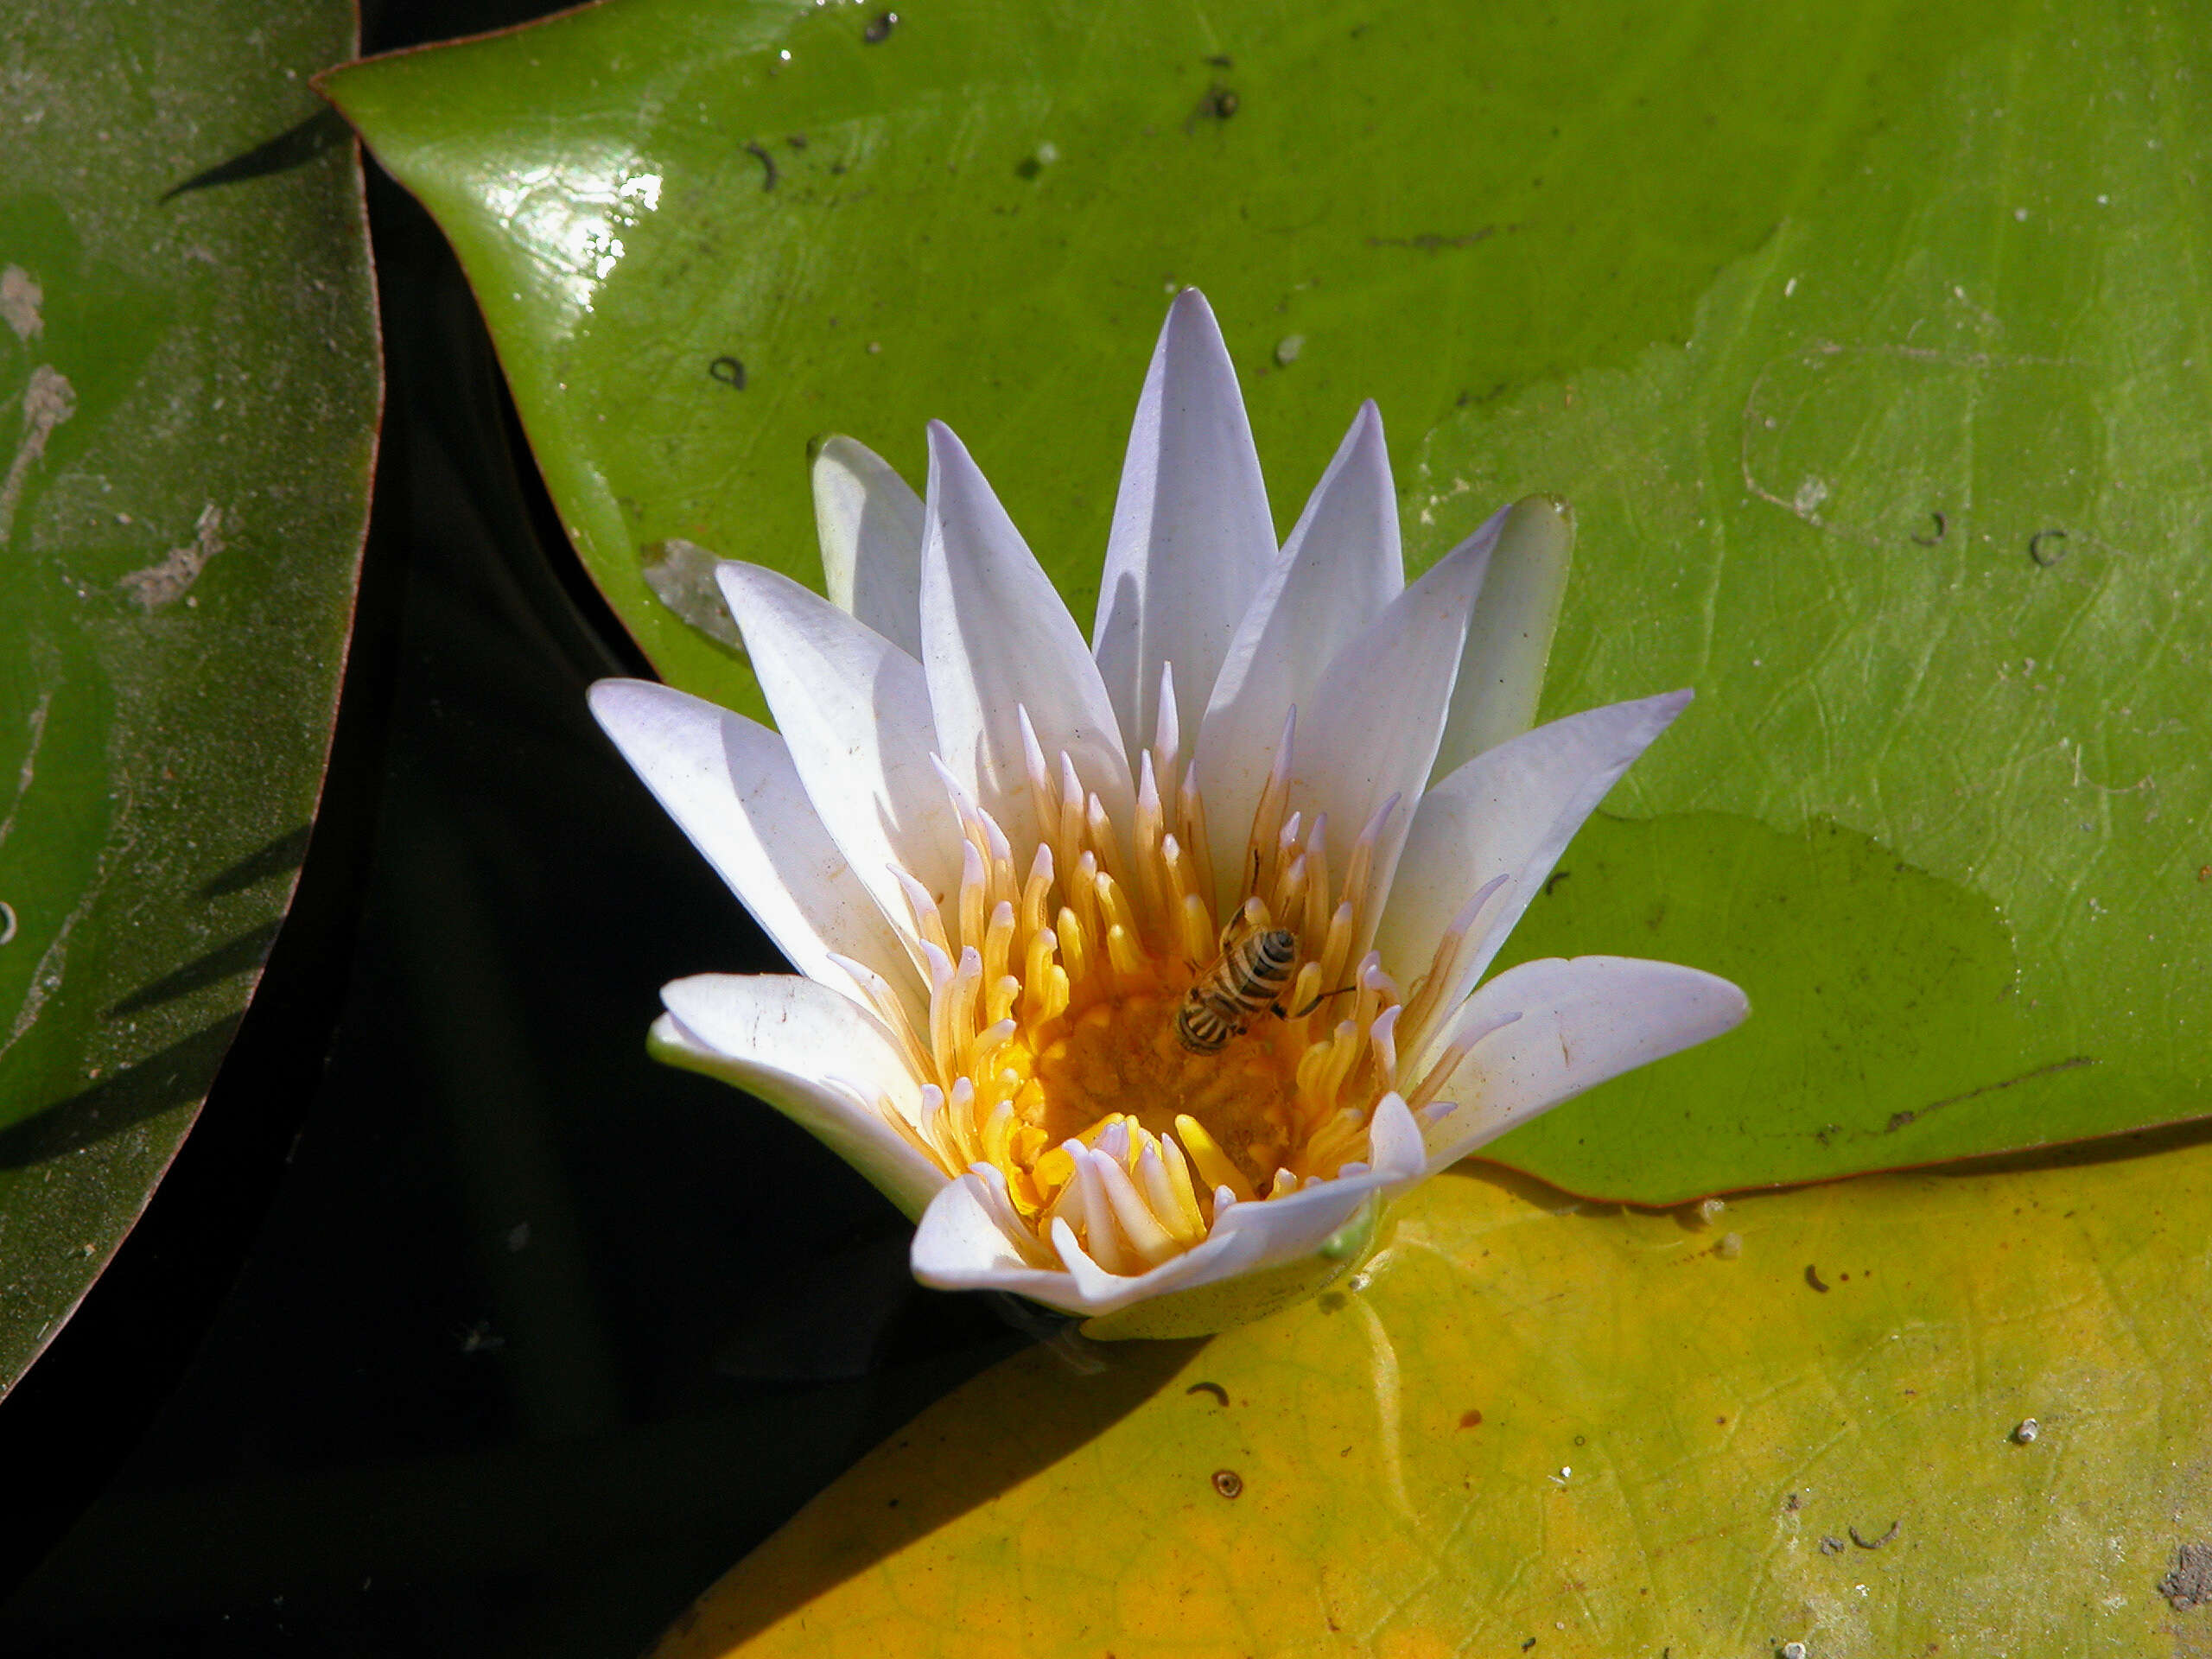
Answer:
324 0 2212 1198
1449 0 2212 1193
0 3 376 1389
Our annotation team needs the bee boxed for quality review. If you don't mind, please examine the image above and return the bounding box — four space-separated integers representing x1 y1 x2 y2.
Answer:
1176 906 1300 1054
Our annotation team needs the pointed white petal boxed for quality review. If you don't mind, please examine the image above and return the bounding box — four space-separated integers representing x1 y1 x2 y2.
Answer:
920 422 1134 855
717 562 963 953
1203 1158 1392 1265
1049 1215 1156 1304
1060 1213 1274 1316
913 1152 1402 1319
1196 401 1403 884
912 1183 1219 1308
911 1170 1076 1299
652 975 944 1219
1363 1091 1427 1191
1418 956 1748 1173
1267 510 1502 920
1093 289 1277 754
1382 691 1693 1065
812 435 926 658
588 680 918 1001
1432 495 1575 779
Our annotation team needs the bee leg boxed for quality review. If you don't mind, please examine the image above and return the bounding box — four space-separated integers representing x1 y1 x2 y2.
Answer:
1289 984 1354 1020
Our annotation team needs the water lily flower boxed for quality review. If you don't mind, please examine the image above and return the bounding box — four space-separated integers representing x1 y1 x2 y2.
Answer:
591 290 1746 1338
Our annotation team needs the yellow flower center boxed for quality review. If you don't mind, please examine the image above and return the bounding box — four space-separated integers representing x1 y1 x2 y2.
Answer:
844 707 1458 1275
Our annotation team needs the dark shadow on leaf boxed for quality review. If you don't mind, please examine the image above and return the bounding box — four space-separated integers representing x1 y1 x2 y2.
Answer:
197 825 313 899
161 108 353 201
671 1335 1204 1649
1447 1115 2212 1211
0 1016 243 1167
1444 1157 1579 1209
1924 1113 2212 1179
105 922 280 1017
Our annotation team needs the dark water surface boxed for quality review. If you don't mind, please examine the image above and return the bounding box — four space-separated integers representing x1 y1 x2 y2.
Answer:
0 3 1020 1651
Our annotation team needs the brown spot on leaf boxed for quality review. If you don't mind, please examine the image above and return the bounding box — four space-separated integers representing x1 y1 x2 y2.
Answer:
2160 1542 2212 1610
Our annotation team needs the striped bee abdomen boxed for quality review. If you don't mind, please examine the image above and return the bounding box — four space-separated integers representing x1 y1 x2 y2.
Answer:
1175 924 1299 1054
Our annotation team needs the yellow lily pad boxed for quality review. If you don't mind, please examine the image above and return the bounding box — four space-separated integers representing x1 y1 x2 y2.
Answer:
655 1135 2212 1656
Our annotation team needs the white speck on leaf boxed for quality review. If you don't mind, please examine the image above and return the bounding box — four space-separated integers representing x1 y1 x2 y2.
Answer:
121 503 225 610
1 265 42 341
0 365 77 547
0 689 53 856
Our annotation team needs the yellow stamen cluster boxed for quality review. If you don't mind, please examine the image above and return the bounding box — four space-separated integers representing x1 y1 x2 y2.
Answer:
843 691 1432 1275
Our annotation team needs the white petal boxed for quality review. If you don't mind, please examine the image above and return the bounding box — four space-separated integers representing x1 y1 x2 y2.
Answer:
1382 690 1693 1065
911 1169 1076 1298
915 1159 1397 1327
652 975 944 1219
812 435 925 658
1196 401 1403 887
1204 1158 1392 1266
1418 956 1749 1173
1093 289 1277 755
1363 1091 1427 1190
717 562 963 961
916 1147 1399 1318
1432 495 1575 779
921 422 1134 855
1273 510 1501 923
1065 1212 1274 1316
588 680 918 1000
1049 1216 1177 1305
912 1181 1219 1309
